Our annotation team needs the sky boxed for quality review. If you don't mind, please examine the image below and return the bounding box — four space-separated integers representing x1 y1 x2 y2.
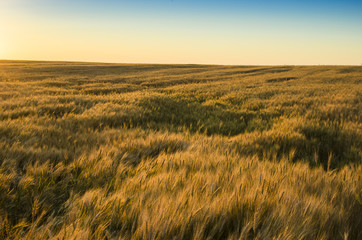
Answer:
0 0 361 65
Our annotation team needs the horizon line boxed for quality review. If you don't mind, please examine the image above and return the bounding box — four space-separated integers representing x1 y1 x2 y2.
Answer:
0 59 361 67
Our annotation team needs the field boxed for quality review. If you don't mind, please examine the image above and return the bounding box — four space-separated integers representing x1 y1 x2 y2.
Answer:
0 60 361 239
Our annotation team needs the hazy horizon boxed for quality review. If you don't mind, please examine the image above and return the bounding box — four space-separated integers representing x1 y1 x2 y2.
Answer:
1 0 361 65
1 59 361 67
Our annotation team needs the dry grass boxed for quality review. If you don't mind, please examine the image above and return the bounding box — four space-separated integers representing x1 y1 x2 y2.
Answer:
0 60 361 239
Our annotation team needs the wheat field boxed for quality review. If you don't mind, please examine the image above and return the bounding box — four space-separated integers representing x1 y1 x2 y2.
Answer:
0 60 361 239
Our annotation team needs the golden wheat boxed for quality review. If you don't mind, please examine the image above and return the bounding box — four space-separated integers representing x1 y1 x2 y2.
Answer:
0 60 361 239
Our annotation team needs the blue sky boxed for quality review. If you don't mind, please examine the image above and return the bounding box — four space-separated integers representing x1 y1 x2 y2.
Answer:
0 0 361 64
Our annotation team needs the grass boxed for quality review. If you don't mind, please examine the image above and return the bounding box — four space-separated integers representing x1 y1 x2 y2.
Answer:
0 60 361 239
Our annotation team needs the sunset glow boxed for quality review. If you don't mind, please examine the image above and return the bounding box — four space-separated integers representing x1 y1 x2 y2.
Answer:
0 0 361 65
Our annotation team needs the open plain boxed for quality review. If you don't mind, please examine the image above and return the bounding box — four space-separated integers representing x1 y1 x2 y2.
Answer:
0 61 361 239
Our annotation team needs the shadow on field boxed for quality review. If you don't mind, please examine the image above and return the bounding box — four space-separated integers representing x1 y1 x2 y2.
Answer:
299 123 361 169
51 95 276 136
120 137 189 167
231 121 361 170
265 77 297 83
137 95 277 136
338 67 362 74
